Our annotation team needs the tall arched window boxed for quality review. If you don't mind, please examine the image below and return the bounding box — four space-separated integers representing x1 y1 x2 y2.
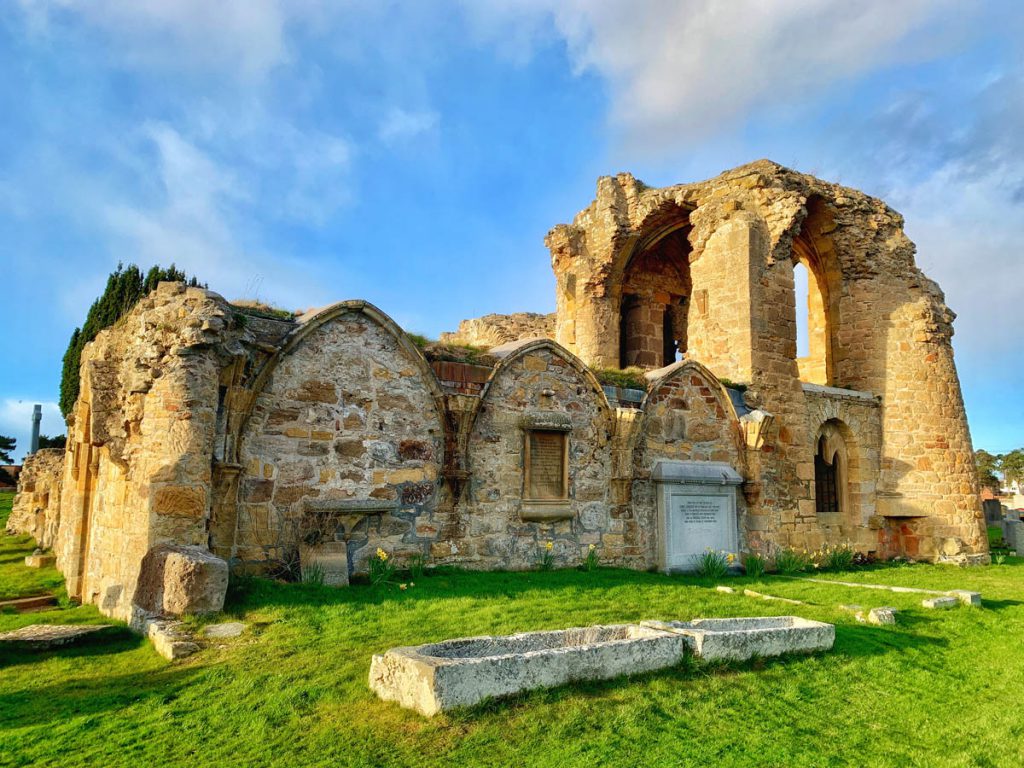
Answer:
792 196 840 386
814 435 840 514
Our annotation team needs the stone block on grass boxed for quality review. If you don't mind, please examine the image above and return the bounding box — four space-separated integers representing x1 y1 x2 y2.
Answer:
133 544 228 618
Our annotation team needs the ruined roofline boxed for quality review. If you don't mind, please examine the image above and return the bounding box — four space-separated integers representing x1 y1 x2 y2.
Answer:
546 158 906 240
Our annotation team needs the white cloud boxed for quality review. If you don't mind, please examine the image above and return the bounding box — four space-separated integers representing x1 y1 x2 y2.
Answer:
17 0 295 78
377 108 439 145
0 400 63 463
100 122 339 310
469 0 969 149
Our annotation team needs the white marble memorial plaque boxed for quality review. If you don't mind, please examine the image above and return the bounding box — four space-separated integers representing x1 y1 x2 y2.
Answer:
664 489 738 570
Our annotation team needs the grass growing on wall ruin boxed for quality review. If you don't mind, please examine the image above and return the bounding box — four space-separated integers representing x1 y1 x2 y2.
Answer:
1 524 1022 767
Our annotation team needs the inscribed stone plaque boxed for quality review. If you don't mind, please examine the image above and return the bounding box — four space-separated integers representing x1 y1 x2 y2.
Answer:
667 491 736 568
528 431 565 499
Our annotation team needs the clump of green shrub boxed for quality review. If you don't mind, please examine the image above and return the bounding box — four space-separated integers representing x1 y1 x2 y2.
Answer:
819 544 856 571
696 548 736 579
582 543 600 572
774 548 812 574
742 552 766 578
591 367 648 390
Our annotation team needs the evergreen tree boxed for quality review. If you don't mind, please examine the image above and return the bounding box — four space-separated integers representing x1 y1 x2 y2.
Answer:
38 434 67 450
0 434 14 464
59 263 203 416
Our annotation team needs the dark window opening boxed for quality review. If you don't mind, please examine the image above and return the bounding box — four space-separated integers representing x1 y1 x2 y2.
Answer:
815 437 839 514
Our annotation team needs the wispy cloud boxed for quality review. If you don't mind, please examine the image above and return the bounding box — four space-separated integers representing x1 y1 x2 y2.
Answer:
467 0 972 149
377 108 439 145
17 0 294 78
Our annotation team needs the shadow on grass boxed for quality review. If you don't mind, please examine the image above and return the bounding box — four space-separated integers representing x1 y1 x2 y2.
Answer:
832 622 947 658
0 661 204 729
227 567 757 615
978 598 1024 611
0 626 140 670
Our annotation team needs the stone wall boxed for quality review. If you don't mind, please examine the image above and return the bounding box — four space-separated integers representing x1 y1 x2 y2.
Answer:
10 161 988 623
7 448 64 546
50 282 241 620
440 312 555 348
463 341 619 568
546 160 987 564
234 303 447 576
630 362 747 558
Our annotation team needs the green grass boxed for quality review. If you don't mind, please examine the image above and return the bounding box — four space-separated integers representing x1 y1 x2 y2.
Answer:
0 490 13 530
0 520 1022 767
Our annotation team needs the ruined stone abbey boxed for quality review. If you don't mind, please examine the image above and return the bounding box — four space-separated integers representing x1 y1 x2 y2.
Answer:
9 160 988 623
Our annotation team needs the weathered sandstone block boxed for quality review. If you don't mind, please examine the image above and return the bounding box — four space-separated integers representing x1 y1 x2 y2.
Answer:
133 544 228 617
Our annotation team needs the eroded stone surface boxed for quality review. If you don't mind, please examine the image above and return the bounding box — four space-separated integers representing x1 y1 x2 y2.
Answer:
370 624 688 716
643 616 835 662
371 617 836 715
201 622 246 639
0 624 113 649
922 596 958 610
133 544 228 617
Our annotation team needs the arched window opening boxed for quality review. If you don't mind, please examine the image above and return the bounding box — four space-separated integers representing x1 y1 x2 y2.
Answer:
815 435 840 514
792 196 840 386
619 222 691 369
794 261 811 360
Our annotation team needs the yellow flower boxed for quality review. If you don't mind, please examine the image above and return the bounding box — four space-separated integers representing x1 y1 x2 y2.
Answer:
546 541 554 550
727 553 736 564
588 543 596 551
399 583 408 590
376 548 388 561
409 582 415 587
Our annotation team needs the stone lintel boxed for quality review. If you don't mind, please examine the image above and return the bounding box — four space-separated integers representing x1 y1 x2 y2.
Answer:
303 498 399 515
521 502 574 521
651 460 743 486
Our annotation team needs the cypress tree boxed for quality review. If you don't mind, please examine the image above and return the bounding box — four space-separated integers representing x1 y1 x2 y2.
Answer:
58 263 203 416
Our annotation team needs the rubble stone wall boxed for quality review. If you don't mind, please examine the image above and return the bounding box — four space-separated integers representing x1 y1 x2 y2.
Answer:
463 341 620 568
235 304 447 576
7 448 64 546
439 312 555 348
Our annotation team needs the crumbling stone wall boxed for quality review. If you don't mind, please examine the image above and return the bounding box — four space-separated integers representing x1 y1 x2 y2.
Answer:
439 312 555 348
546 160 986 563
12 161 988 618
51 282 242 620
7 448 64 546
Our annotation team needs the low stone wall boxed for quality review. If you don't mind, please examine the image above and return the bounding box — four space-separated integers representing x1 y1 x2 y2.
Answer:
7 448 64 547
439 312 555 348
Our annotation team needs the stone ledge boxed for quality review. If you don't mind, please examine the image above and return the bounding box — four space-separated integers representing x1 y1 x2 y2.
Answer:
521 502 574 521
303 498 399 515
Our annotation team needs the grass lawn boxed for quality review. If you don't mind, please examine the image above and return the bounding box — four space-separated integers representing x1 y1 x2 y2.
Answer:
1 508 1021 768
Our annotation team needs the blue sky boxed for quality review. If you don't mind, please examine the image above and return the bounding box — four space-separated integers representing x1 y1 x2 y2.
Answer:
1 1 1022 461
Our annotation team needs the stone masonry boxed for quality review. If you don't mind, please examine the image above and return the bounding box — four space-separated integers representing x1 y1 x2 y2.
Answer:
11 160 988 625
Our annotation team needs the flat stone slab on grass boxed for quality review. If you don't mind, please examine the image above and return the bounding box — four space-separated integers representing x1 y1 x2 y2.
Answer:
795 577 981 606
370 617 835 716
0 594 58 612
0 624 113 650
641 616 835 662
922 596 959 610
201 622 246 639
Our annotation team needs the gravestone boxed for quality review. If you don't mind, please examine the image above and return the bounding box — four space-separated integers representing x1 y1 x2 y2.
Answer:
982 499 1002 525
653 461 743 572
1004 519 1021 554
